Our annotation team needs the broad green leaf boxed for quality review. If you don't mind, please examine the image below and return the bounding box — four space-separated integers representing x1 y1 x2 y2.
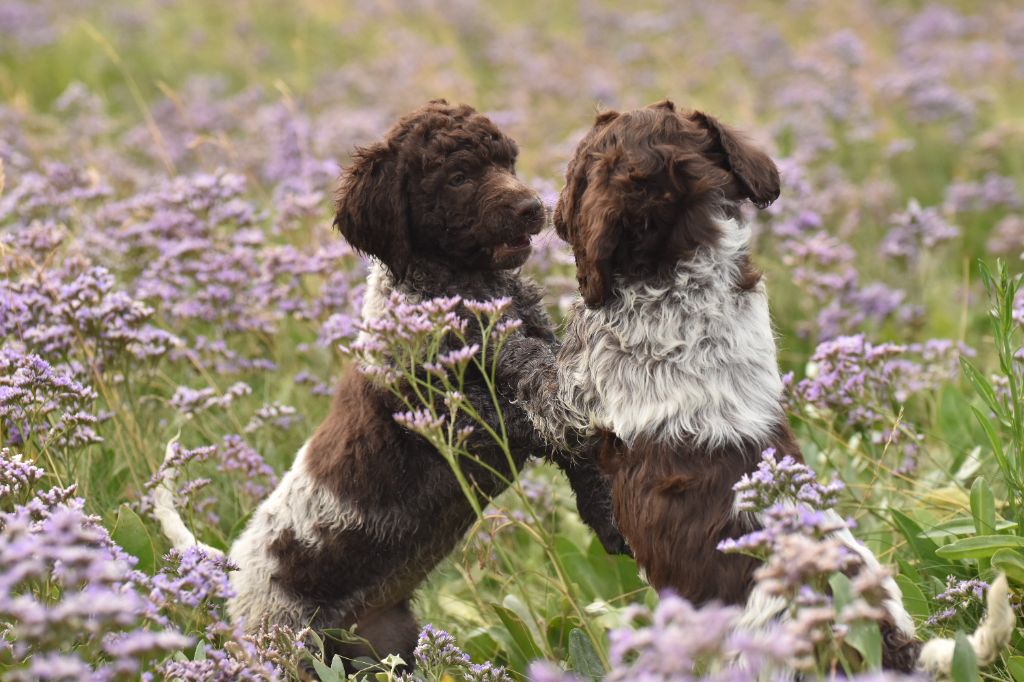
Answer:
830 573 881 669
555 535 600 599
936 535 1024 560
492 604 543 663
462 628 501 664
896 557 923 583
918 517 1017 541
950 631 978 682
568 628 605 680
311 658 342 682
891 509 941 565
546 616 575 652
1006 655 1024 682
894 575 931 621
992 549 1024 586
110 505 156 575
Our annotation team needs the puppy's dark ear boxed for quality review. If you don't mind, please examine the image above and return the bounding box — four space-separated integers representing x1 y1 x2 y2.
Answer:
575 198 623 308
554 109 620 241
689 110 780 209
333 142 411 280
573 157 625 308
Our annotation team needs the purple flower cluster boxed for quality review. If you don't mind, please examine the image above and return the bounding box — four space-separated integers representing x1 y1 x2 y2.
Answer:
0 348 103 451
733 449 844 512
881 199 959 263
0 457 191 678
403 624 511 681
790 334 970 472
925 576 989 626
0 447 44 500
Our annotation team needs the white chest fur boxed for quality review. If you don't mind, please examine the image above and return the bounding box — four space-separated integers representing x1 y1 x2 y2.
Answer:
560 218 784 449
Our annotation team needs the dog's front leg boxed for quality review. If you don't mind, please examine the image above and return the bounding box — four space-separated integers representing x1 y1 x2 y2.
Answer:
496 334 630 556
548 442 632 556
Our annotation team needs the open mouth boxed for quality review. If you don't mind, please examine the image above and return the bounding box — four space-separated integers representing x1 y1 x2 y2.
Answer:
491 234 532 259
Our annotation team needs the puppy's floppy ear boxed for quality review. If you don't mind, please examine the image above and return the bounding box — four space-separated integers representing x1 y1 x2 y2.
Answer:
576 197 623 308
574 158 626 309
333 142 411 280
688 110 780 209
554 108 620 241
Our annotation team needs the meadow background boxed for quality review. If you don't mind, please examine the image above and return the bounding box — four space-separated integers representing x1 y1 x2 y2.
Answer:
2 0 1024 679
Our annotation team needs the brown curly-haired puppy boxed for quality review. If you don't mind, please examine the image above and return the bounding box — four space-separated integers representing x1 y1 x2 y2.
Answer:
505 101 1012 675
155 100 627 669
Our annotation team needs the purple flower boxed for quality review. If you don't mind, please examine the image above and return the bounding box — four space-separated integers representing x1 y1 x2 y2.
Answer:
881 199 959 262
414 623 472 670
0 448 44 499
733 449 844 513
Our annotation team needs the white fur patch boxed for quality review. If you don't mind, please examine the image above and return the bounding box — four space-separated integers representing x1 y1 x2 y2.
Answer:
227 442 365 630
355 260 396 351
551 218 783 449
825 509 916 638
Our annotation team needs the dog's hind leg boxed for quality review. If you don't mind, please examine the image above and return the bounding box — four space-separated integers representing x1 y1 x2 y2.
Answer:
325 600 419 673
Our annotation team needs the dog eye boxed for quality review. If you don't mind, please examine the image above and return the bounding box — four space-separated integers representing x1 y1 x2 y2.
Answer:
448 173 467 187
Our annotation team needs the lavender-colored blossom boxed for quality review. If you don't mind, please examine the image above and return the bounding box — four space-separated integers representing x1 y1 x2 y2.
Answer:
243 402 298 434
881 199 959 262
733 449 844 512
150 546 237 613
925 576 989 626
393 410 445 432
0 448 44 499
944 173 1021 214
414 623 472 670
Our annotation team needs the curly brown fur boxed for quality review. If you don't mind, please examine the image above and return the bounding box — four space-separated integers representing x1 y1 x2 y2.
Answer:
505 101 927 674
157 100 626 672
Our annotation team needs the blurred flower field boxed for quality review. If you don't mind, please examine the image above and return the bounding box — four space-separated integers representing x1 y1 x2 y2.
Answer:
2 0 1024 679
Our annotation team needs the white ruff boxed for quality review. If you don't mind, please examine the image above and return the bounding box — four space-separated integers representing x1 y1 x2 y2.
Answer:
554 218 783 449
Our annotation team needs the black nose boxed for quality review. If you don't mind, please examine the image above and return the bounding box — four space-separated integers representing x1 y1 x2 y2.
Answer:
515 196 544 217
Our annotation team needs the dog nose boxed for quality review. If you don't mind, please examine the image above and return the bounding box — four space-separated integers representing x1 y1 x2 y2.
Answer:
515 196 544 217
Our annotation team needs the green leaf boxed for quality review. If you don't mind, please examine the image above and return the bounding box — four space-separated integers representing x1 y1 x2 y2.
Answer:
311 657 342 682
546 616 575 652
992 549 1024 586
110 505 156 575
891 509 941 565
463 628 501 664
971 406 1011 479
970 478 997 536
936 535 1024 560
829 573 881 669
568 629 605 680
1006 655 1024 682
918 517 1017 541
894 575 931 621
961 357 1002 418
492 604 543 663
950 631 979 682
555 535 600 599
